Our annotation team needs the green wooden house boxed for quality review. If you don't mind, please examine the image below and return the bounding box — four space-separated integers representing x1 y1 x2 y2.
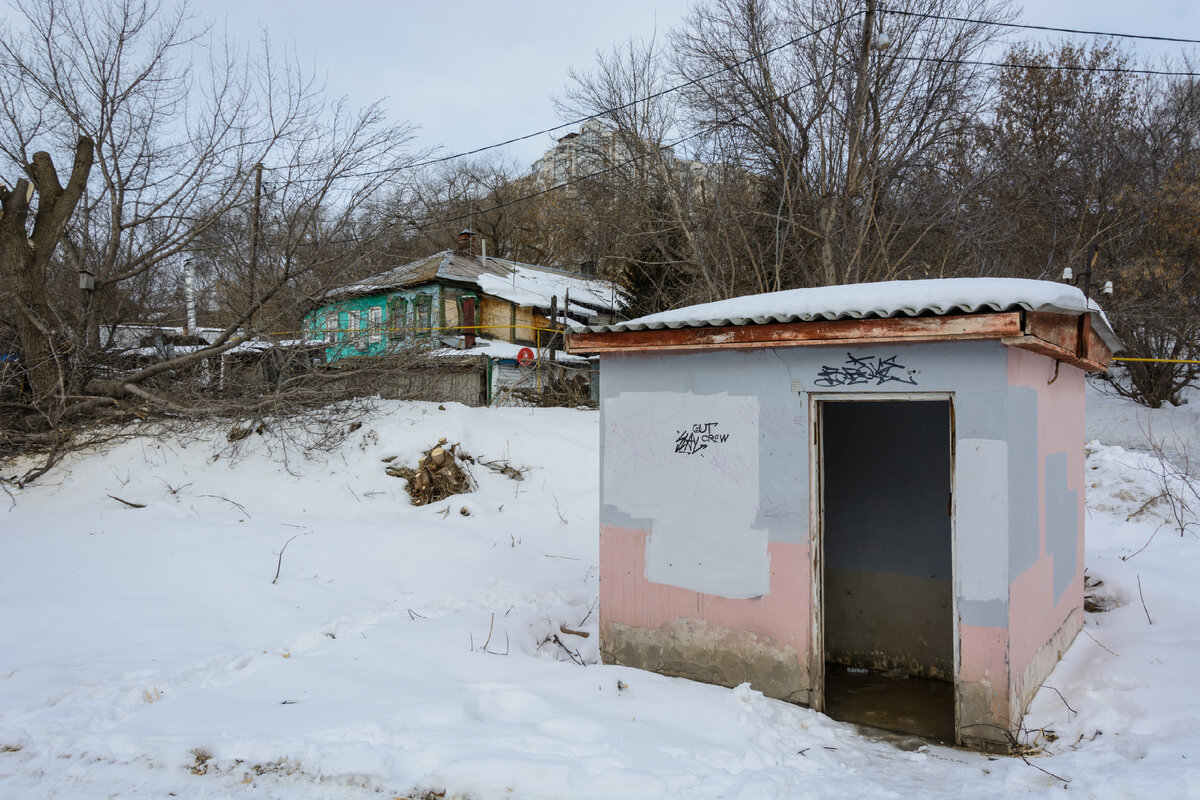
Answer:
305 233 621 365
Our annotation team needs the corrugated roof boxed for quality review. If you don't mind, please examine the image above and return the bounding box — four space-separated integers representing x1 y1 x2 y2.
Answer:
325 251 501 297
575 277 1121 352
325 250 622 316
476 263 621 315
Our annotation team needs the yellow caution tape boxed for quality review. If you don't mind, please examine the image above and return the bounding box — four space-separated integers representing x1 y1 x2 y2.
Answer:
1112 357 1200 365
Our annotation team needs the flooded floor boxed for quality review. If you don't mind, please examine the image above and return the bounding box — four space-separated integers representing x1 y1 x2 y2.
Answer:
824 662 955 743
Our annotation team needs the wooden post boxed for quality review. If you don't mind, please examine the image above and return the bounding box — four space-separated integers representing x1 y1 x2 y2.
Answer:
548 295 559 363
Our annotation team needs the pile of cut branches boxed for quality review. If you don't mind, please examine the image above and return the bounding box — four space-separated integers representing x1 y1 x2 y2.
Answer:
512 372 593 408
386 438 476 506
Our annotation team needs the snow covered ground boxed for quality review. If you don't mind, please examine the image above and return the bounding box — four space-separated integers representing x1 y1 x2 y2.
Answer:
1 383 1198 799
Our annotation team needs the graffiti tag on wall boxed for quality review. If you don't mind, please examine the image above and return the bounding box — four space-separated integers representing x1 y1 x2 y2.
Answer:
675 422 729 456
814 354 918 387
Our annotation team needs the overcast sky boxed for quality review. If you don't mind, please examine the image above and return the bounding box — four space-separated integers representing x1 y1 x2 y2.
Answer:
9 1 1198 170
195 0 1198 169
195 0 696 168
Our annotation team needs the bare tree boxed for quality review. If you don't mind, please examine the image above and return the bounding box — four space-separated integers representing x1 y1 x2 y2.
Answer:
1104 71 1200 407
969 43 1199 407
558 34 719 307
0 137 93 407
0 0 423 458
389 157 544 262
976 43 1145 279
672 0 1015 288
552 0 1014 314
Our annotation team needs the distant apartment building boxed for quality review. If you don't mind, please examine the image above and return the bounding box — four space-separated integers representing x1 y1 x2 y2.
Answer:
530 120 619 185
530 119 711 197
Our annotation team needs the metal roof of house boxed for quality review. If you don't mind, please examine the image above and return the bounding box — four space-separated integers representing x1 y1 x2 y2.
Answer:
574 277 1121 352
325 250 622 316
325 251 496 297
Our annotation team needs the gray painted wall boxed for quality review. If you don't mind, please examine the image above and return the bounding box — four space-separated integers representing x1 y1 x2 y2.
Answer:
600 341 1015 622
599 338 1075 630
1007 386 1041 578
1045 452 1079 604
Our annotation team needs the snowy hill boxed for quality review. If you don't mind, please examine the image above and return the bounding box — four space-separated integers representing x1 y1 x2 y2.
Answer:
1 386 1198 799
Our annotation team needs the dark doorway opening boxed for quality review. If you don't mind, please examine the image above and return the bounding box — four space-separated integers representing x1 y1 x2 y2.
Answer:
819 399 954 741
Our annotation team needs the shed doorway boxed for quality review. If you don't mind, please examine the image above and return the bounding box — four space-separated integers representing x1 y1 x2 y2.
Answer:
817 398 955 741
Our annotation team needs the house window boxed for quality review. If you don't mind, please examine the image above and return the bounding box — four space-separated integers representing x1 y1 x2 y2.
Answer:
325 312 338 343
348 310 365 350
368 306 382 344
388 297 405 339
415 295 432 337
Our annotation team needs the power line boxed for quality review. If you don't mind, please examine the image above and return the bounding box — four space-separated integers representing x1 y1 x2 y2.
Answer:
292 36 1199 236
893 53 1199 79
433 70 837 227
283 13 1200 207
884 8 1200 46
425 54 1199 228
317 11 1199 186
409 9 1199 174
405 12 864 172
269 11 860 189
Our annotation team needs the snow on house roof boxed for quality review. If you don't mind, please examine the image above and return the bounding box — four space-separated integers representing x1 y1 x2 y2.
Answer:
575 277 1121 352
427 337 588 364
476 262 620 316
324 250 622 317
127 338 315 359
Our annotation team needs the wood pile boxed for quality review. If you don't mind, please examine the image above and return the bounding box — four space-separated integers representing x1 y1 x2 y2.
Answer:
385 438 476 506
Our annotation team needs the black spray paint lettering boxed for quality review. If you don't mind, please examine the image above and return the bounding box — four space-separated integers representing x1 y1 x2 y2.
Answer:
814 353 918 387
675 422 729 455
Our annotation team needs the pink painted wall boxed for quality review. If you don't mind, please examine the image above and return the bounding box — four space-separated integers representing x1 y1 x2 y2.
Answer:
600 524 810 657
1005 347 1086 711
960 623 1010 725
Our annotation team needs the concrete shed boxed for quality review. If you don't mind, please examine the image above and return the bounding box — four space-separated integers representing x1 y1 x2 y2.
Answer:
567 278 1119 751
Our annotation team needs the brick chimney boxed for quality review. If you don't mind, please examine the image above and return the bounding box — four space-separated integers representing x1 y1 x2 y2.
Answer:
456 228 477 256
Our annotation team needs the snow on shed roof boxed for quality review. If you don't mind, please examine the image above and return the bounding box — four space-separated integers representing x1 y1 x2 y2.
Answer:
576 277 1121 352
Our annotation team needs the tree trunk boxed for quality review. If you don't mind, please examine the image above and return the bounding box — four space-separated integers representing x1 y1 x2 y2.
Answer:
0 232 61 403
0 138 95 405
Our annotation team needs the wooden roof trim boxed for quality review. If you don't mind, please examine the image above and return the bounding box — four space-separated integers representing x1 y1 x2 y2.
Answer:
568 313 1023 353
1000 311 1112 372
567 310 1114 370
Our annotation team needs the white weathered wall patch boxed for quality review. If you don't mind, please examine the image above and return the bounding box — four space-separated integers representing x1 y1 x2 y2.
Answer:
603 391 768 598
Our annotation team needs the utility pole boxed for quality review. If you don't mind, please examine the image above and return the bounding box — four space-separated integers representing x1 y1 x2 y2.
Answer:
248 162 263 327
846 0 876 202
840 0 878 285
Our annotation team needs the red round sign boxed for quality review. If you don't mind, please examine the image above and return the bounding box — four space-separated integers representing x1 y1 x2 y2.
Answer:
517 347 535 366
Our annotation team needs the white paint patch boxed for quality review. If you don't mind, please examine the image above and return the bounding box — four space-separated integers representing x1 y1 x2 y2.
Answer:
955 438 1010 605
603 391 768 598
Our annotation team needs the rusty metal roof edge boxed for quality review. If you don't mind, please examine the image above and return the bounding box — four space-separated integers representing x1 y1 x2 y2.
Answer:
587 304 1126 353
572 279 1122 354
